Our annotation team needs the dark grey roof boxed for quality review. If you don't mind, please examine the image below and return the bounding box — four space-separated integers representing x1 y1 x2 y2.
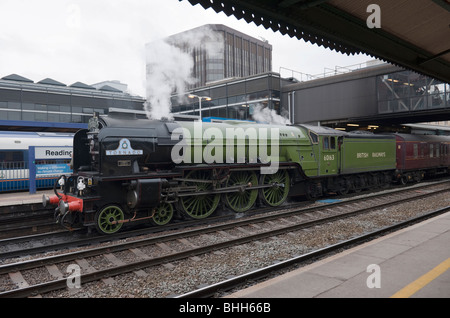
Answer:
1 74 33 83
37 78 66 86
98 85 123 92
69 81 96 90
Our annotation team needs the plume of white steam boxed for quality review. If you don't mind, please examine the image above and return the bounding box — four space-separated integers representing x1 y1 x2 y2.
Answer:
145 26 223 120
252 104 290 125
145 40 194 120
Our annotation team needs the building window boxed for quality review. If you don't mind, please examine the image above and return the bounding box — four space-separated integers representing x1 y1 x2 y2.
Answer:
378 71 448 114
243 40 249 76
250 42 257 75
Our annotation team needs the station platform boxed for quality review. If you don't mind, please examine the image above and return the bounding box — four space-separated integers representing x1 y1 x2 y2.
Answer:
227 211 450 298
0 189 54 208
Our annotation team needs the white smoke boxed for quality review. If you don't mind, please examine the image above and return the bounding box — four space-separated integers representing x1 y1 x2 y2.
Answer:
252 104 290 125
145 40 194 120
145 26 223 120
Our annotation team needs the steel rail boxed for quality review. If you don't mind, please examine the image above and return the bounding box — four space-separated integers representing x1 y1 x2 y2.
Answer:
1 182 448 270
176 205 450 298
2 179 448 259
0 186 448 297
2 179 449 251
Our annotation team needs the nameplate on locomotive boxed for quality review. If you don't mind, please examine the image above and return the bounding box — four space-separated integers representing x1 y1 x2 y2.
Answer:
106 138 143 156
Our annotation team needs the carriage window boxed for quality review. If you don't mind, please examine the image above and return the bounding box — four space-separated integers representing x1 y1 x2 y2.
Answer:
430 144 434 158
0 151 25 163
413 144 418 159
436 144 440 157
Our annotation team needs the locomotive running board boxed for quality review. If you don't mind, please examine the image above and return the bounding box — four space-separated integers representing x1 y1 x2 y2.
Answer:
173 182 285 197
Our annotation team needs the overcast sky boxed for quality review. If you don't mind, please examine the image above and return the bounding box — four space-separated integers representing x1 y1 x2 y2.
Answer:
0 0 372 97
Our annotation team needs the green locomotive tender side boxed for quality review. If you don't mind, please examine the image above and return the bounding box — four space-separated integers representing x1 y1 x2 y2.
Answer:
295 125 396 198
340 133 396 174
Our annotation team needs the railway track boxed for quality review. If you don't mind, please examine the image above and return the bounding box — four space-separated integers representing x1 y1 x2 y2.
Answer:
1 179 448 259
0 205 58 239
0 181 449 297
177 205 450 298
0 179 447 260
1 179 448 242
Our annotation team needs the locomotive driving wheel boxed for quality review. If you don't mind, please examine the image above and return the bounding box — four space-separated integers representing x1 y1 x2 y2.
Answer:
259 170 290 207
179 170 220 219
224 170 258 213
150 202 174 226
95 205 124 234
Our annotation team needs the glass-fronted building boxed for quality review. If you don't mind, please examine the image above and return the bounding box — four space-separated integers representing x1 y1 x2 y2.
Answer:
377 70 449 114
171 72 283 120
0 74 145 127
282 62 450 127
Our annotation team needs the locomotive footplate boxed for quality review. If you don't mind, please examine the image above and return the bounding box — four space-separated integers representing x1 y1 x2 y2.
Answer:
173 182 287 197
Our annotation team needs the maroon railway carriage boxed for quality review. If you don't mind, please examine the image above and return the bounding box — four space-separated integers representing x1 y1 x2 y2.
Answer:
394 133 450 184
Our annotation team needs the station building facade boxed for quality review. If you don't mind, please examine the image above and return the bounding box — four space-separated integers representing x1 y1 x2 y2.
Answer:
281 63 450 128
171 72 288 120
163 25 449 127
0 74 145 131
173 62 449 128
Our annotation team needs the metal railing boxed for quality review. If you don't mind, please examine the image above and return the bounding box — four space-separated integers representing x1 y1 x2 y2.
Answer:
0 161 58 192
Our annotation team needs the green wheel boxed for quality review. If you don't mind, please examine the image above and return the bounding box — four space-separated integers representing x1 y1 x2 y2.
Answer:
95 205 124 234
179 170 220 219
224 171 258 213
259 170 290 207
150 202 174 226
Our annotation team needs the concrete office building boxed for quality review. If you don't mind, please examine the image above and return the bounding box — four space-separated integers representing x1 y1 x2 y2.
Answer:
171 72 287 120
159 24 273 89
156 24 276 120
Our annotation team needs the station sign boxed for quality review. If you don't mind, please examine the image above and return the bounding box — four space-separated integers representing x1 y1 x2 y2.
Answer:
36 164 72 176
35 147 73 159
29 146 73 194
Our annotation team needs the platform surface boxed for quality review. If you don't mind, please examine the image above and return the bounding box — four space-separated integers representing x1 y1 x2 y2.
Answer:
0 189 54 207
227 211 450 298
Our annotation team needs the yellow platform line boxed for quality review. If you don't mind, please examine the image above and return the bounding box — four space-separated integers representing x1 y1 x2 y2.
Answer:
391 258 450 298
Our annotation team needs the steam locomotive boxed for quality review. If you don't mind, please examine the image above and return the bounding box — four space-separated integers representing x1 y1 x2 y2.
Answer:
43 112 450 234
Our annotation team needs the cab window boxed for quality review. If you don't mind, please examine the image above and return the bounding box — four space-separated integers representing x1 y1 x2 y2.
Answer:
323 136 329 150
330 137 336 150
309 131 318 144
323 136 335 150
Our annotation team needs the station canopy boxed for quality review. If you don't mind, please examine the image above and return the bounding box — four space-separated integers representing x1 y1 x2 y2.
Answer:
183 0 450 83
